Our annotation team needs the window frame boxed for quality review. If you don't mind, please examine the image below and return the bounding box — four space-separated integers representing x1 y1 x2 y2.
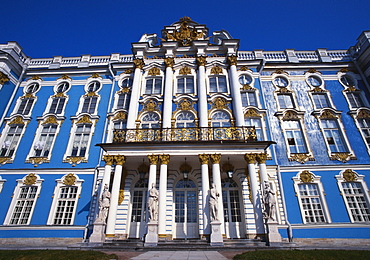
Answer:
209 75 228 93
144 77 163 95
175 111 196 128
0 120 26 159
27 122 60 160
211 110 231 127
320 118 349 153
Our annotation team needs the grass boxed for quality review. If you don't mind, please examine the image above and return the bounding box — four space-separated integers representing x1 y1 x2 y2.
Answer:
0 250 118 260
233 249 370 260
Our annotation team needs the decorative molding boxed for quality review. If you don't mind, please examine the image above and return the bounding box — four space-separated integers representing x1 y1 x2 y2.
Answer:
356 109 370 119
164 18 204 46
309 86 327 93
272 69 288 76
148 67 161 76
307 68 322 74
299 170 314 183
23 173 37 185
227 55 237 66
319 110 338 119
210 154 221 164
26 157 49 167
179 66 191 75
282 110 300 120
103 155 115 166
289 153 314 164
113 111 127 121
256 153 268 164
330 152 355 163
58 75 72 80
8 116 25 125
42 116 58 125
164 57 175 68
0 157 12 165
118 189 124 205
76 115 93 124
27 75 43 81
148 154 159 165
123 69 133 74
198 154 209 165
244 153 256 164
210 66 223 75
63 173 77 186
133 59 145 69
212 97 227 109
143 100 159 112
244 108 261 118
196 56 207 66
114 155 126 165
65 156 86 166
89 73 101 79
342 169 357 182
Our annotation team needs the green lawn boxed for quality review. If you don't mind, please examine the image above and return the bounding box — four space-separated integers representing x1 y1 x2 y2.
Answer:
234 249 370 260
0 250 118 260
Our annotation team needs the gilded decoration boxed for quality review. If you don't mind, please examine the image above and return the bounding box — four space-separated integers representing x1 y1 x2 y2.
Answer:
0 71 10 85
299 170 314 183
227 56 238 66
164 18 204 46
273 69 288 76
63 173 77 185
244 108 261 118
319 110 337 119
123 69 133 74
289 153 312 164
340 68 349 73
118 189 124 205
52 92 67 98
42 116 58 125
199 154 209 165
239 66 250 71
148 154 159 165
210 66 223 75
159 154 170 165
275 87 290 93
119 87 130 93
65 156 86 166
241 84 255 91
212 97 227 109
0 157 12 165
85 91 98 97
310 86 327 93
330 152 354 163
179 162 192 174
196 56 207 66
164 57 175 68
133 59 145 69
27 157 49 167
9 116 25 125
342 169 357 182
210 154 221 164
256 153 268 164
24 173 37 185
58 75 71 80
148 67 161 76
179 66 191 75
89 73 101 79
343 86 359 92
245 169 252 202
113 111 127 121
244 153 256 164
307 69 322 74
144 100 158 112
22 93 35 99
103 155 115 165
179 99 192 111
76 115 93 124
27 75 43 81
282 111 299 120
114 155 126 165
356 109 370 119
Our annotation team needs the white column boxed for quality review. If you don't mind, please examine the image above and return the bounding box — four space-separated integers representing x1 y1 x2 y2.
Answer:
256 153 269 185
199 154 210 235
244 153 265 236
100 155 114 197
162 58 174 129
228 56 244 127
158 154 170 236
127 59 144 129
106 155 125 236
196 57 208 127
210 154 225 234
147 155 158 192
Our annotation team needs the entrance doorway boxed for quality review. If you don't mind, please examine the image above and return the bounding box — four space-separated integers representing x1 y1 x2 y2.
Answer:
129 179 147 239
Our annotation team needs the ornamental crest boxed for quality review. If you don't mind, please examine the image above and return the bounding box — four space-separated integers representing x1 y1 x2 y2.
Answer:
9 116 25 125
179 99 192 110
179 66 191 75
319 110 337 119
42 116 58 125
356 109 370 119
213 97 227 109
165 18 204 46
58 75 71 80
63 173 76 185
282 110 299 120
148 67 161 76
24 173 37 185
244 108 261 118
144 100 158 112
76 115 93 124
210 66 223 75
342 169 357 182
300 170 314 183
113 111 127 120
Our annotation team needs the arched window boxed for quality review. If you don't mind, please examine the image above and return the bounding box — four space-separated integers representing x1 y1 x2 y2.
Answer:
141 112 160 129
16 83 40 115
211 111 231 127
176 111 195 128
48 82 70 114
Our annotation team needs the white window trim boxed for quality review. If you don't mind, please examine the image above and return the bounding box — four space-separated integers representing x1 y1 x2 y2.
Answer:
47 174 84 225
293 171 331 224
354 109 370 155
238 72 255 87
272 74 290 88
12 80 41 116
343 90 368 110
174 67 197 96
175 76 196 95
43 80 71 116
305 73 324 88
244 115 267 141
0 118 28 161
205 64 230 95
4 174 44 225
0 176 6 193
76 79 102 115
337 71 358 89
335 169 370 223
281 119 310 156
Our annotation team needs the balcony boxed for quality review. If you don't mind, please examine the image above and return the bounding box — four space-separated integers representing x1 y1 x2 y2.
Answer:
113 126 257 143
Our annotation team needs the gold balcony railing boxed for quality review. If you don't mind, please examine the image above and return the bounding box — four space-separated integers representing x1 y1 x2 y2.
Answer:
113 126 257 143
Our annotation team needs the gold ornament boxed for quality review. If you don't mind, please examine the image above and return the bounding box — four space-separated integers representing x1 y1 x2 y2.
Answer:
210 154 221 164
115 155 126 165
103 155 115 165
148 154 159 165
65 156 85 166
133 59 145 69
42 116 58 125
227 56 237 66
179 66 191 75
76 115 93 124
196 56 207 66
213 97 227 109
210 66 223 75
319 110 337 119
289 153 312 164
148 67 161 76
256 153 268 164
244 153 256 164
164 57 175 68
63 173 76 185
24 173 37 185
118 189 124 205
356 109 370 119
0 71 10 85
9 116 25 125
198 154 209 164
159 154 170 165
300 170 314 183
244 108 261 118
164 19 204 46
342 169 357 182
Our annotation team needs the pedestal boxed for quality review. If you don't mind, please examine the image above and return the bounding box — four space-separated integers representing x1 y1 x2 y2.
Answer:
265 219 282 245
89 221 106 243
144 221 158 247
210 221 224 247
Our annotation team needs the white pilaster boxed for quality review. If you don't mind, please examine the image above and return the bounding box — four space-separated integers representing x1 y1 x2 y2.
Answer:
106 155 125 236
199 154 210 235
228 58 244 127
158 154 170 236
162 59 174 128
257 153 269 184
210 154 225 234
100 155 114 197
127 59 144 129
197 57 208 127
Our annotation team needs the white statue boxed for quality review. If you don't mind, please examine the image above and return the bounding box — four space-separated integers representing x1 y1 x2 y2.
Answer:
263 181 276 220
96 184 110 223
148 183 159 221
212 29 232 45
138 33 158 47
209 183 220 221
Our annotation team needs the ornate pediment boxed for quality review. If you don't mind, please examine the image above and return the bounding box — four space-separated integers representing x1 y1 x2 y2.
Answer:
163 17 204 46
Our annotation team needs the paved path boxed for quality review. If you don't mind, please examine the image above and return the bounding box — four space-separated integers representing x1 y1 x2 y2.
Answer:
130 251 228 260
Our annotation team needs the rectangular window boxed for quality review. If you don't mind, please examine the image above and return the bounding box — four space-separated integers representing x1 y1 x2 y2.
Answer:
53 186 78 225
49 97 66 114
312 93 330 109
81 97 97 114
245 118 264 141
1 125 24 157
131 190 146 222
283 120 307 153
298 183 326 223
342 182 370 222
17 98 34 115
145 78 162 95
277 94 294 109
33 124 57 157
241 92 257 107
117 93 131 110
358 118 370 146
175 191 185 223
10 186 38 225
346 92 364 108
209 76 227 93
177 77 194 94
321 119 347 152
71 124 91 157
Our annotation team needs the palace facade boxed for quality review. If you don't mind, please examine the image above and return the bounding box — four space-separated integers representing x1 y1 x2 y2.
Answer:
0 18 369 244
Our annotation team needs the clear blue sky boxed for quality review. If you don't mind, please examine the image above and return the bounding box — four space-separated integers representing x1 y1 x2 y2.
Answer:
1 0 369 58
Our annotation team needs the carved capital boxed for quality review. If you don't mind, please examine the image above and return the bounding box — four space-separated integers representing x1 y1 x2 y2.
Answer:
164 57 175 68
0 71 10 85
148 154 159 165
114 155 126 165
103 155 115 165
133 59 145 69
159 154 170 165
244 153 256 164
210 154 221 164
227 55 238 66
198 154 209 165
256 153 268 164
196 56 207 67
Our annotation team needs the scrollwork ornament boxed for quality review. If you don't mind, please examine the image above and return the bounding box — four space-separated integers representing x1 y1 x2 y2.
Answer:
342 169 357 182
210 66 223 75
76 115 93 124
118 189 124 205
300 170 314 183
199 154 209 165
148 67 161 76
320 110 337 119
133 59 145 69
179 66 191 75
24 173 37 185
9 116 25 125
63 173 77 186
289 153 311 164
164 57 175 68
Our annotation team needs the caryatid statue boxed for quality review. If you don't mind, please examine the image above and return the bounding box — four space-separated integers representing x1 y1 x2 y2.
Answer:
209 183 220 222
148 183 159 221
96 183 111 223
263 181 276 221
